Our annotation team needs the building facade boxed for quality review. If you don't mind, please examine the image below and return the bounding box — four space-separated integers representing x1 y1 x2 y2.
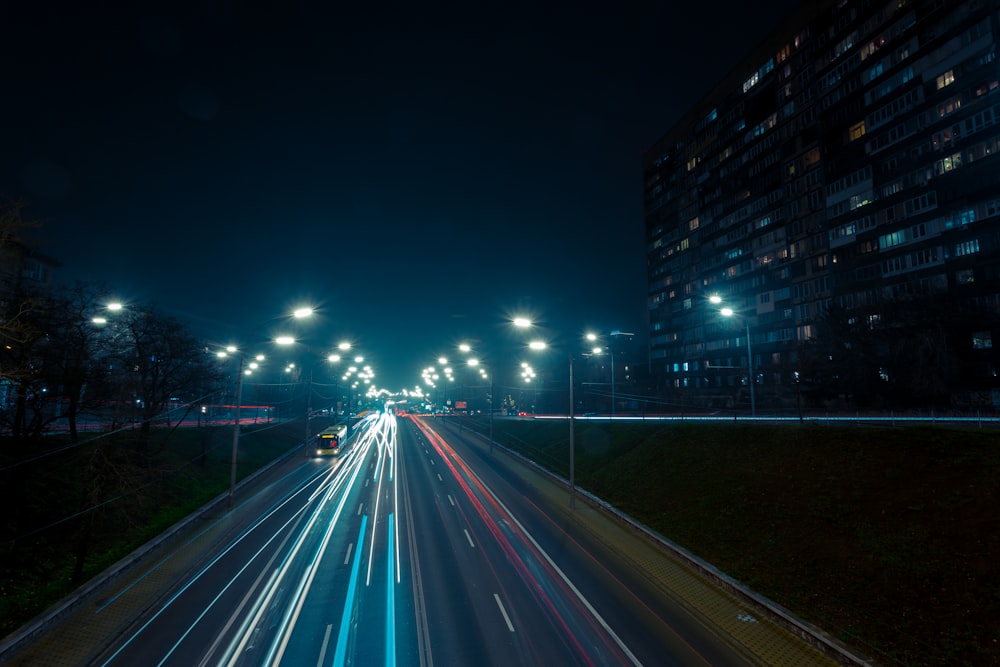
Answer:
644 0 1000 410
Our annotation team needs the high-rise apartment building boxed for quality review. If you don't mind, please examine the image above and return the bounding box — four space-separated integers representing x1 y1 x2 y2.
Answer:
644 0 1000 410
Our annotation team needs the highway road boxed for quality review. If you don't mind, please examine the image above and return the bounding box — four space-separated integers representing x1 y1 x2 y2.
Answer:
38 411 838 666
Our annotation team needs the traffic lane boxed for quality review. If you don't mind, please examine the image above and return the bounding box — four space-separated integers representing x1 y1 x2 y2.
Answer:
96 450 371 666
95 461 338 665
432 418 758 666
408 417 638 666
403 418 589 665
399 419 511 664
247 440 384 667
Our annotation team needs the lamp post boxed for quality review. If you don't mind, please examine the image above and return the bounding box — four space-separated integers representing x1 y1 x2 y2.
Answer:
464 355 493 449
330 341 351 421
455 317 532 454
216 346 265 511
527 338 579 508
223 306 314 504
229 350 245 511
274 308 318 453
711 295 756 418
584 330 633 417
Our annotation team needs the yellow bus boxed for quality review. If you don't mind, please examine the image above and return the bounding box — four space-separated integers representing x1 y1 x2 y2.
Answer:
315 424 348 456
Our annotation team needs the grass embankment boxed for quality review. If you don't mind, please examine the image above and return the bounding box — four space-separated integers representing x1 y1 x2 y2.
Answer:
0 419 309 639
457 416 999 666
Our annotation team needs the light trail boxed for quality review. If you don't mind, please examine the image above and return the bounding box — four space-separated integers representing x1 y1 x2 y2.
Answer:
102 464 342 667
334 516 369 667
223 433 375 665
386 513 396 667
412 417 641 666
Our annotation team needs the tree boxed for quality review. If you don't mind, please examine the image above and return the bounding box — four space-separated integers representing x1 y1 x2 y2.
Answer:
108 306 221 435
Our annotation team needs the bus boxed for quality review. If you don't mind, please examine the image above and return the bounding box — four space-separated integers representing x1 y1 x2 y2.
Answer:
315 424 348 456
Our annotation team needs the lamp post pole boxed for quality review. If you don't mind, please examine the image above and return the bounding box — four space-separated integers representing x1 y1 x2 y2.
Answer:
610 349 615 418
745 320 756 418
569 353 576 509
305 364 314 456
228 352 245 511
488 374 495 453
712 296 756 418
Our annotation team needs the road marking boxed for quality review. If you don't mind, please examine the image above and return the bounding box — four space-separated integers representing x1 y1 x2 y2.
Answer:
430 459 435 465
316 624 333 667
463 529 475 548
334 516 368 667
494 594 515 632
344 542 354 566
436 473 443 482
447 494 455 506
357 503 363 515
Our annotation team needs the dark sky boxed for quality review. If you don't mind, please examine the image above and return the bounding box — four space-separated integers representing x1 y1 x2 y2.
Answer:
2 1 800 390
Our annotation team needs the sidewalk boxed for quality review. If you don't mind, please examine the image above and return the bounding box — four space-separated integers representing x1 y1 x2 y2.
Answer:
435 419 873 667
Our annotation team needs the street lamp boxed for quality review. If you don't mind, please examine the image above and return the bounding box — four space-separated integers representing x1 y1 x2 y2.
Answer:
216 346 266 510
585 330 634 418
465 356 495 448
527 337 580 509
274 308 323 451
711 295 756 418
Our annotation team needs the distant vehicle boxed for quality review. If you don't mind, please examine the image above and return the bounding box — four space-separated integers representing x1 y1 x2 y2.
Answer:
315 424 348 456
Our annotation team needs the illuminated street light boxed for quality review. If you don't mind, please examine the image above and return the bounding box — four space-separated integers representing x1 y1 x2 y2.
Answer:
711 294 755 418
527 331 592 509
219 346 267 510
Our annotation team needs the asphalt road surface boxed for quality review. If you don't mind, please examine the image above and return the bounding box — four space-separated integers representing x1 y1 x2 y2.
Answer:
5 413 845 666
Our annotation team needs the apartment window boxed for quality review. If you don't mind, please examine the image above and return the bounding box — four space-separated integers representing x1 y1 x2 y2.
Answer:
880 230 905 248
935 152 962 175
972 331 993 349
882 256 906 274
912 247 939 266
955 239 980 256
850 121 866 140
938 95 962 118
956 269 975 284
936 70 955 89
932 128 953 150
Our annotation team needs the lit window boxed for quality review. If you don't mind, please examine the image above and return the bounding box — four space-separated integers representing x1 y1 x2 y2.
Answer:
972 332 993 349
955 239 980 256
936 70 955 89
850 121 866 140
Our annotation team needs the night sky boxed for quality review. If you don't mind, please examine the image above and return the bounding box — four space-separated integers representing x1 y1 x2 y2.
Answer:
3 1 800 390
